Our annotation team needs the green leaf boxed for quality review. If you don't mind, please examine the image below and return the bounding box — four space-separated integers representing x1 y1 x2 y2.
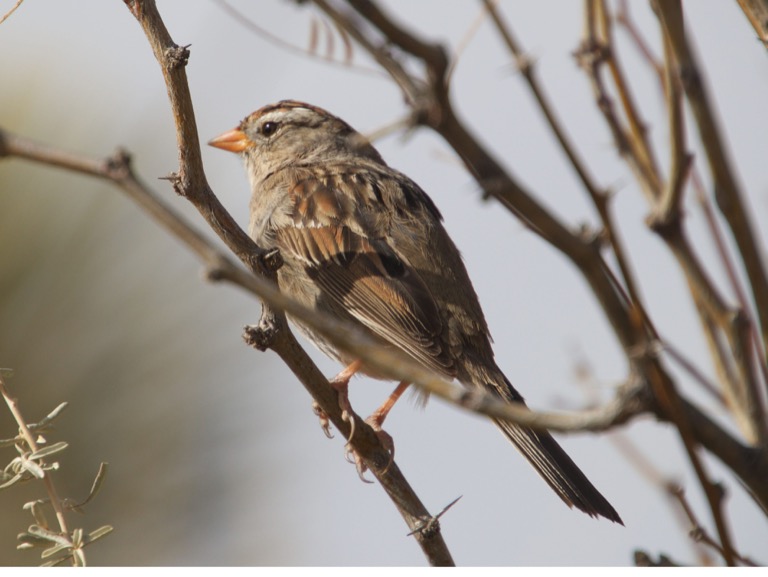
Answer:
29 402 69 431
0 470 25 489
23 500 50 528
21 459 45 479
29 441 68 461
17 532 50 549
0 436 22 448
68 462 109 510
26 525 71 547
85 525 113 543
41 543 69 559
72 548 86 567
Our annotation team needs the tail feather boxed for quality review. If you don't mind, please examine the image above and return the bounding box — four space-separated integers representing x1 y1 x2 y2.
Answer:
464 363 623 524
494 418 623 524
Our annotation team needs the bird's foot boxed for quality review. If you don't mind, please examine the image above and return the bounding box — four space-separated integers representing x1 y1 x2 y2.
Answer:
312 401 333 439
313 360 362 440
341 414 396 481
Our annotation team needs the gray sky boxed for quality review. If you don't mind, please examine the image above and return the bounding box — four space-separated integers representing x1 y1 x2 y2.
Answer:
1 0 766 566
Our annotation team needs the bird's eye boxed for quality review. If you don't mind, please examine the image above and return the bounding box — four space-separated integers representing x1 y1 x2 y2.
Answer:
261 121 278 136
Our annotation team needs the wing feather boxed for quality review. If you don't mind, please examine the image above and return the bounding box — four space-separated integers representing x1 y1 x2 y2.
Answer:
276 222 455 378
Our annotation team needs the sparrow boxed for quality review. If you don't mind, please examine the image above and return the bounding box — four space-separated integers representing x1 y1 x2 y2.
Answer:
209 100 622 523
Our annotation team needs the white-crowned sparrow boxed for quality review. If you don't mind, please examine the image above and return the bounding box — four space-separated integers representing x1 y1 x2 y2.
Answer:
209 100 622 523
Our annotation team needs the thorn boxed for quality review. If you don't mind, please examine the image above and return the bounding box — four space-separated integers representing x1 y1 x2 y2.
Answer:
407 495 462 537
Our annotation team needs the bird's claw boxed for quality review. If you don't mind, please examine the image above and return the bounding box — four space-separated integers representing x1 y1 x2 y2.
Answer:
365 416 395 473
342 417 396 481
344 442 374 483
312 401 334 439
341 408 356 442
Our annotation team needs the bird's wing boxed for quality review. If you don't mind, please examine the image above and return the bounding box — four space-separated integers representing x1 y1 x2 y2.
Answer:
275 174 455 378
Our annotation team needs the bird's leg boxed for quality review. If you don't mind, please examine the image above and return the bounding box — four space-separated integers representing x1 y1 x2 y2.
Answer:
366 380 410 430
313 360 363 440
315 365 409 480
330 359 362 440
364 380 411 466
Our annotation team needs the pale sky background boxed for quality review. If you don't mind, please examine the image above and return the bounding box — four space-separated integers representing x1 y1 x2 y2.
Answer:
1 0 767 567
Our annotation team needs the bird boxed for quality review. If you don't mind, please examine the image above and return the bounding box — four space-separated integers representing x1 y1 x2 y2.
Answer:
208 100 622 524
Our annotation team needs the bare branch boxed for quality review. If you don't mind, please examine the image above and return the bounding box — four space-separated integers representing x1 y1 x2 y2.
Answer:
212 0 384 77
734 0 768 48
0 0 24 26
120 0 456 565
655 0 768 388
669 484 758 566
309 0 768 520
0 126 649 434
0 374 70 539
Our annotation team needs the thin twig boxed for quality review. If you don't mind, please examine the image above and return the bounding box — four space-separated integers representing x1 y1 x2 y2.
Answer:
655 0 768 402
0 374 77 564
596 0 662 195
309 0 768 514
118 0 457 565
444 1 491 85
616 0 665 84
212 0 384 78
734 0 768 49
0 0 24 25
669 484 757 566
483 0 659 359
619 0 768 443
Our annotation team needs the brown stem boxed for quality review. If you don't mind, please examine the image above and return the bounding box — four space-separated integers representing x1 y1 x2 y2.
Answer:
655 0 768 403
0 374 73 560
121 0 455 565
309 0 768 516
734 0 768 48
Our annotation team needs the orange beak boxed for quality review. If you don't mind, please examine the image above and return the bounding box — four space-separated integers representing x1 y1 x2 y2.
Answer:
208 128 250 153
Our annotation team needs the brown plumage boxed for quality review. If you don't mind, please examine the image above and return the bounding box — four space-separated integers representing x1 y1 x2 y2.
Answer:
209 100 622 524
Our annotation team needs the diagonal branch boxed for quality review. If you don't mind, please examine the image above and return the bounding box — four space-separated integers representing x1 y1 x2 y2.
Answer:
734 0 768 49
306 0 768 515
655 0 768 391
121 0 455 565
0 125 648 436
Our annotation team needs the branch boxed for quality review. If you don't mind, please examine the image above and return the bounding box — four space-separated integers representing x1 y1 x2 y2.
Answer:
655 0 768 387
0 0 24 25
734 0 768 48
309 0 768 517
0 374 69 539
212 0 385 78
669 484 758 566
120 0 455 565
1 373 113 566
0 121 638 565
311 0 766 563
618 0 768 446
1 124 648 436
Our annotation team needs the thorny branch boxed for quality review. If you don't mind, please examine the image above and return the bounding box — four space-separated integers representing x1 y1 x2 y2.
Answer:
1 374 113 566
0 126 650 429
3 0 766 566
577 0 742 564
309 0 767 566
129 0 458 565
0 116 650 564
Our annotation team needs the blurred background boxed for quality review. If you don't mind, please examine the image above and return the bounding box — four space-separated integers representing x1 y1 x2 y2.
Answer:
1 0 766 566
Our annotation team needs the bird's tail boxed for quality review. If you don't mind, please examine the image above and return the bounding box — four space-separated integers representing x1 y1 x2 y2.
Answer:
466 362 623 524
493 415 623 523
